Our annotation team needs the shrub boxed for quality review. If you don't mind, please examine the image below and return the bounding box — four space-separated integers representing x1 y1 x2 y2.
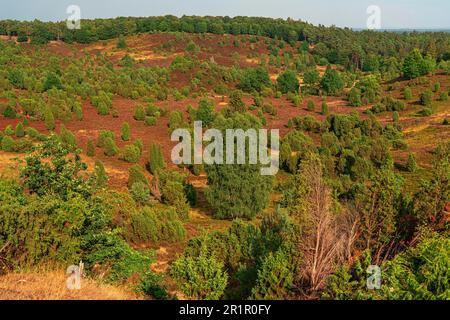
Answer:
439 92 448 101
171 252 228 300
15 122 25 137
121 144 141 163
348 87 362 107
93 160 108 189
121 122 130 141
103 137 118 157
4 125 14 136
130 182 150 205
420 90 433 106
406 153 418 172
134 106 146 121
137 271 168 299
277 70 299 94
421 107 433 117
148 144 166 174
321 68 344 96
307 100 316 111
321 101 329 115
97 130 115 148
229 90 246 113
44 108 55 130
3 105 17 119
145 116 157 126
433 82 440 92
1 135 14 152
127 165 149 189
238 67 271 92
404 86 413 100
117 35 127 49
86 139 95 156
250 250 294 300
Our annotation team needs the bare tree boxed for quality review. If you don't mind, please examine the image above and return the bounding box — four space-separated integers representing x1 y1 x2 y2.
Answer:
297 157 359 294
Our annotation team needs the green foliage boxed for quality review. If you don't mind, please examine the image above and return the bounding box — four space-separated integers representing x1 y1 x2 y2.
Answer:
127 164 149 190
121 144 141 163
348 87 362 107
129 206 186 244
148 143 166 175
134 105 146 121
406 153 418 173
403 49 436 79
137 271 168 299
86 139 95 157
129 182 150 205
420 89 433 106
117 35 127 49
15 122 25 138
229 90 246 113
404 86 413 100
321 68 344 96
191 98 216 126
323 232 450 300
250 250 294 300
238 67 271 93
307 100 316 111
43 72 62 91
321 100 329 115
439 92 448 101
171 251 228 300
277 70 299 94
3 105 17 119
20 135 91 199
103 137 118 157
121 122 130 141
157 169 190 220
44 108 55 130
205 113 273 219
280 130 316 173
92 160 108 189
1 135 14 152
144 116 157 126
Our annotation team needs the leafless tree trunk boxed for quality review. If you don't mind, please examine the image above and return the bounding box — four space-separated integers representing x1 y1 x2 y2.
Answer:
297 159 359 294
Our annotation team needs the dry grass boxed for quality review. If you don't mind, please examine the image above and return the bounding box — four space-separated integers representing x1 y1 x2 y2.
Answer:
0 270 142 300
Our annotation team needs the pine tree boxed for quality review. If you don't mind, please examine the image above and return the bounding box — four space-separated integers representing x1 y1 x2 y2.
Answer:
15 122 25 138
321 100 329 115
86 139 95 157
44 108 55 130
406 153 418 173
121 122 130 141
148 143 166 174
93 160 108 189
128 165 149 189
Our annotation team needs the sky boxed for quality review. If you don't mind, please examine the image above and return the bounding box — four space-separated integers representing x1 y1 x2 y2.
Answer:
1 0 449 29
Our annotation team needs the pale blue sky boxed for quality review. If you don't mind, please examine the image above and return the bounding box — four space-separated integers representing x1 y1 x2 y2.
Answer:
1 0 449 29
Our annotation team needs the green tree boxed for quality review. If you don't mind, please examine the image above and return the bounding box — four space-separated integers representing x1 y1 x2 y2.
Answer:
171 252 228 300
204 113 273 219
148 143 166 174
15 122 25 138
86 139 95 157
229 90 246 113
406 153 418 173
348 87 362 107
321 68 344 96
117 35 127 49
127 164 149 189
103 137 118 157
277 70 299 94
404 86 413 100
321 100 329 115
44 108 55 130
121 122 130 141
420 89 433 106
92 160 108 189
238 67 271 92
